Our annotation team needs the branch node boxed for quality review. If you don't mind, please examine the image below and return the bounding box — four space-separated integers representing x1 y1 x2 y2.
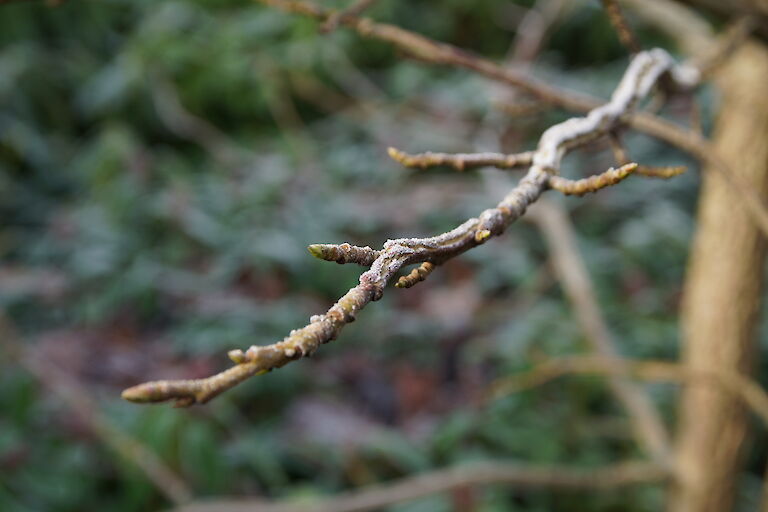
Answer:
389 146 534 172
396 262 436 288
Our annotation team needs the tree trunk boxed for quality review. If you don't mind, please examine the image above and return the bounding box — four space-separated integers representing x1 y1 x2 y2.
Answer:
669 40 768 512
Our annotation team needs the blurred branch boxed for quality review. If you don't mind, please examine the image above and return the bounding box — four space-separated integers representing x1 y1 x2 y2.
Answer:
123 43 697 406
619 0 713 56
689 17 755 78
0 317 192 505
510 0 571 63
527 200 671 464
547 163 639 196
395 261 435 289
601 0 642 53
671 0 768 41
490 356 768 428
175 461 669 512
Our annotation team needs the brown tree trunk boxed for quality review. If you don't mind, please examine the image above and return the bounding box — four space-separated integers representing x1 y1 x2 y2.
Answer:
669 40 768 512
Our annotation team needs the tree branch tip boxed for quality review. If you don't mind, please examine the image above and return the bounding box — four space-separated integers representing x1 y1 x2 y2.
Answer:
548 163 638 196
618 162 639 174
306 243 380 266
636 165 687 179
395 262 436 288
121 385 147 403
307 244 325 260
120 382 186 405
387 146 406 162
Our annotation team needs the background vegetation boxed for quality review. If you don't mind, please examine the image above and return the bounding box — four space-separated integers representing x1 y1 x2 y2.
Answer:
1 1 766 511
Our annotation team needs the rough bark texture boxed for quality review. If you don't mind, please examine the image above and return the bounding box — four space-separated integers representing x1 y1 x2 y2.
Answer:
670 41 768 512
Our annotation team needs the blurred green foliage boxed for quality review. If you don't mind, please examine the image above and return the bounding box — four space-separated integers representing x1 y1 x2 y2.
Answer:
1 1 766 511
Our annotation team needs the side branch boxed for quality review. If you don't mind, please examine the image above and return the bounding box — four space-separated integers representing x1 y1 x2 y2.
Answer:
388 147 534 171
548 163 638 196
176 461 668 512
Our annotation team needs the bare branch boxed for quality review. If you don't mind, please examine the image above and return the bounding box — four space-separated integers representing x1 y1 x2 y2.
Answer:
388 147 535 172
175 461 669 512
548 163 638 196
608 135 687 179
122 45 698 406
396 262 435 289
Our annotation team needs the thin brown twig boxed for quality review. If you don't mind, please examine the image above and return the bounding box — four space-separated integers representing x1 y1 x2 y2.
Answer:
601 0 642 53
395 261 435 289
547 163 638 196
690 16 755 79
175 461 669 512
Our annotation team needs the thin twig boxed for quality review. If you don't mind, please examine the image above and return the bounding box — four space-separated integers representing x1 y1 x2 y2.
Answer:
388 147 535 171
175 461 669 512
395 261 435 289
601 0 642 53
547 163 638 196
